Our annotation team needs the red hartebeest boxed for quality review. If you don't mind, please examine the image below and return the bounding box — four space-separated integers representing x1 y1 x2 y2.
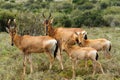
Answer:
63 39 104 79
75 32 111 69
42 13 87 53
76 31 112 59
6 19 63 77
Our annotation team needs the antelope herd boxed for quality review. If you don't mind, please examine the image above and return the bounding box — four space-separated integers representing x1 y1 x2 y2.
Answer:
6 13 112 79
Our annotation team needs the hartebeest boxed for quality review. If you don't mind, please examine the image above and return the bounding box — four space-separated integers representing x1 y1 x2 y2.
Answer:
62 39 104 79
42 13 87 53
75 32 111 68
6 19 63 76
76 32 112 59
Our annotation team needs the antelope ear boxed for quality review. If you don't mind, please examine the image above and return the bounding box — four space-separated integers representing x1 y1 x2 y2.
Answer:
50 18 54 24
75 32 80 35
81 31 87 34
6 27 9 33
82 31 87 40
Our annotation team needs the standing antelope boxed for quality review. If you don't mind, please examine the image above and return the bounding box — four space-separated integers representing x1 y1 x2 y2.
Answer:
6 19 63 76
76 32 112 59
62 39 104 79
42 13 87 54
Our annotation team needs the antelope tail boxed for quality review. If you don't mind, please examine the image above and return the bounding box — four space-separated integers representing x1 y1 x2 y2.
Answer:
96 53 99 60
54 41 59 58
109 44 111 51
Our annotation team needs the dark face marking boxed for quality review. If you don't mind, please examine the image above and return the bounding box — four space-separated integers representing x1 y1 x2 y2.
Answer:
44 20 49 35
8 19 17 46
9 28 16 46
76 38 79 44
45 20 49 24
84 34 87 40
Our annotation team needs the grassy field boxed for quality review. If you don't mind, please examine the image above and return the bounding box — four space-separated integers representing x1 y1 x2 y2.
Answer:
0 27 120 80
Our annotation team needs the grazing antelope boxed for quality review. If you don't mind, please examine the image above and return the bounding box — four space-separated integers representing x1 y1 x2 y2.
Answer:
42 13 87 53
6 19 63 76
76 32 112 59
62 39 104 79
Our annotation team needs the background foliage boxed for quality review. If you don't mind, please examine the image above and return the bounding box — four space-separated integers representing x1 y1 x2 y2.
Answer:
0 0 120 34
0 0 120 80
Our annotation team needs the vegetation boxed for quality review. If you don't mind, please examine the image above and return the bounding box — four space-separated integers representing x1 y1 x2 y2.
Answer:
0 0 120 33
0 0 120 80
0 27 120 80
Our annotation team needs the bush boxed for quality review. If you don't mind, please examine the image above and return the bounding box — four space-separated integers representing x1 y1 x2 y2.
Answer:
23 1 50 12
10 0 15 3
4 0 9 1
84 10 105 27
103 6 120 15
0 10 15 32
111 0 120 6
0 2 16 10
54 2 73 13
16 12 44 35
53 13 72 27
61 16 72 27
72 14 83 27
73 0 86 5
70 9 83 27
72 10 105 27
78 2 94 10
40 2 49 8
103 14 120 27
100 2 109 9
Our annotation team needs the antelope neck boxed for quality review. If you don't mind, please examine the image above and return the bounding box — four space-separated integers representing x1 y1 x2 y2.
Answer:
13 34 22 49
47 24 55 37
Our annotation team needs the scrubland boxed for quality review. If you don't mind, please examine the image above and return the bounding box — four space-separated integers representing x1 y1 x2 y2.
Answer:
0 27 120 80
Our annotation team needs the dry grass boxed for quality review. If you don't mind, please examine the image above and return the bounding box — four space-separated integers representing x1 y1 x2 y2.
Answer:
0 27 120 80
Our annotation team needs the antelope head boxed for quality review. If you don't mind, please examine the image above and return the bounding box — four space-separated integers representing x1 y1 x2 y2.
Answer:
75 31 87 46
6 19 17 46
42 13 53 35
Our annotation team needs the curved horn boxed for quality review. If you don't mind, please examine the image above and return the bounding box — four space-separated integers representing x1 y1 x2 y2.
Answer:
48 13 51 19
42 13 46 18
13 19 17 28
7 19 11 28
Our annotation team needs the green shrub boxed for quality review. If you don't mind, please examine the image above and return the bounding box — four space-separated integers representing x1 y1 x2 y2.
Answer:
72 14 83 27
40 2 49 8
54 2 73 13
84 10 105 27
100 2 109 9
0 10 15 32
103 14 120 27
61 16 72 27
103 6 120 15
53 13 72 27
0 2 16 9
4 0 9 1
72 10 105 27
10 0 15 3
110 0 120 6
71 9 82 17
73 0 86 5
70 9 83 27
28 0 34 3
78 2 94 10
16 12 44 35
